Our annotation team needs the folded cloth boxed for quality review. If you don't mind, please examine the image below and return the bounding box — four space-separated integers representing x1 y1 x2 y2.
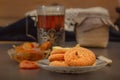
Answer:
0 16 75 42
109 19 120 41
0 16 37 41
0 7 120 42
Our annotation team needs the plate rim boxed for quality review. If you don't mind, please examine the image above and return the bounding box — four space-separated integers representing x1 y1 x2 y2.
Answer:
36 59 108 73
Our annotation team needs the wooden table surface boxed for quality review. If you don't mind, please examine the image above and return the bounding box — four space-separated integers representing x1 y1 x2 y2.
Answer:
0 41 120 80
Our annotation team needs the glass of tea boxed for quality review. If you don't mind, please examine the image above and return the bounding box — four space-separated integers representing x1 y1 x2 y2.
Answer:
37 5 65 46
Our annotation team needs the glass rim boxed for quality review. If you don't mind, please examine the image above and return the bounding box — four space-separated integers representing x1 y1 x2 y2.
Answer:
37 5 65 15
38 5 65 9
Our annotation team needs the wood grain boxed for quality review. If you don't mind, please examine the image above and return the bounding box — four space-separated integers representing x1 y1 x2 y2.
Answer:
0 0 119 26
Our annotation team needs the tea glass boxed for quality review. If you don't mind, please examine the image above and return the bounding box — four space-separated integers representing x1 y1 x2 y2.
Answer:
37 5 65 46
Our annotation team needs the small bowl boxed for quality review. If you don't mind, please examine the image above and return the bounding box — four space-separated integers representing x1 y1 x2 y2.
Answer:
8 48 50 62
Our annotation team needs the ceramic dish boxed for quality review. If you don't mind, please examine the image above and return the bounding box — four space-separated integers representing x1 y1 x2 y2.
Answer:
36 59 108 74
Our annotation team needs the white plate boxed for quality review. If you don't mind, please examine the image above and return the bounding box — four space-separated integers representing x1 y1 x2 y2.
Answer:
36 59 108 74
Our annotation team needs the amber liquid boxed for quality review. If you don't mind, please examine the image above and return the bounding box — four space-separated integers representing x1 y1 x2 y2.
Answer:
37 15 65 46
38 15 64 31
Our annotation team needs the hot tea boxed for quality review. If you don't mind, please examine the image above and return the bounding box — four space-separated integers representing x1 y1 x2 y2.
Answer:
37 5 65 46
38 15 64 31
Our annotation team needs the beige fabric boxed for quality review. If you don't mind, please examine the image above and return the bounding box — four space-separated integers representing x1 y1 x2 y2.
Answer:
74 7 117 48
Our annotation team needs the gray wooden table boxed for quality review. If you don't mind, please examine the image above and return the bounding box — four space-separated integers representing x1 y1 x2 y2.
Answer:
0 41 120 80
